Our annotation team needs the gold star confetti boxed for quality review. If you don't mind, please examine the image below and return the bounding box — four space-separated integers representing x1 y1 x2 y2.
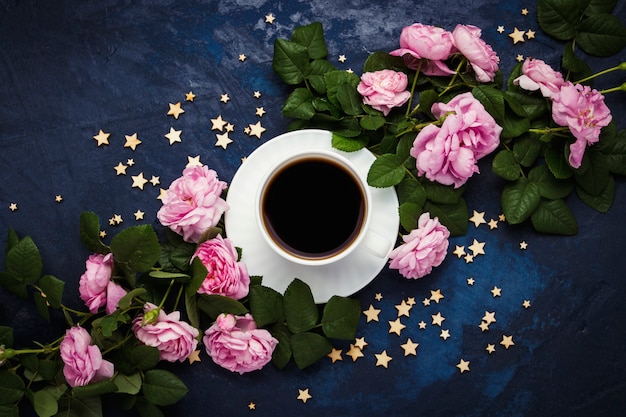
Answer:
521 8 529 15
55 195 63 203
430 289 444 303
467 277 475 286
520 241 528 250
255 107 266 117
482 311 496 324
486 344 496 354
469 210 486 227
157 188 168 201
297 389 311 404
388 318 406 336
401 338 419 356
113 214 123 225
149 176 160 186
395 300 412 317
93 129 110 146
497 25 505 34
452 245 466 258
523 300 532 309
422 298 431 306
354 337 368 350
167 102 185 119
126 158 135 166
363 304 381 322
327 348 343 363
99 230 107 238
215 132 233 149
488 219 499 229
238 53 247 62
418 321 427 329
509 27 526 44
500 335 515 349
108 217 116 226
185 91 195 102
499 214 506 222
491 286 502 297
165 127 182 145
374 293 383 301
456 359 470 373
114 162 128 175
247 121 266 139
124 133 142 151
346 68 354 73
440 329 451 340
134 210 145 220
431 312 445 326
479 321 490 332
186 155 202 168
9 202 17 211
248 402 256 410
253 91 262 99
265 13 276 24
225 123 235 133
516 54 525 62
374 350 393 368
187 350 201 364
338 54 347 63
526 29 536 39
464 254 474 263
220 93 230 103
346 344 364 361
468 239 486 257
131 173 149 190
406 297 416 306
210 115 228 131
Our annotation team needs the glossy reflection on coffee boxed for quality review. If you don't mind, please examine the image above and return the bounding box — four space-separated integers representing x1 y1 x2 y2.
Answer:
261 156 366 260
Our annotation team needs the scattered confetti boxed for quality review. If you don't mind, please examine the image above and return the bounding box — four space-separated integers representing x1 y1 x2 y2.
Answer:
9 202 18 211
255 107 266 117
149 176 160 186
479 321 490 332
422 297 431 306
187 350 201 364
431 312 445 326
131 173 149 190
521 8 529 15
469 210 486 227
124 133 142 151
456 359 470 373
220 93 230 103
265 13 276 24
464 254 474 264
338 54 347 63
520 241 528 250
247 121 266 139
500 335 515 349
185 91 195 102
354 337 368 350
406 297 416 306
167 102 185 119
400 338 419 356
468 239 486 257
388 318 406 336
497 25 505 34
374 293 383 301
93 129 110 146
165 127 182 145
482 311 496 325
509 27 526 44
467 277 475 286
253 91 262 99
374 350 393 368
238 54 247 62
346 344 364 362
395 300 412 317
491 286 502 297
211 115 228 131
523 300 531 309
526 29 536 39
327 348 343 363
430 289 444 303
186 155 202 168
134 210 145 220
453 245 466 258
499 214 506 222
248 402 256 410
114 162 128 175
296 389 311 404
126 158 135 166
99 230 107 238
440 329 451 340
215 132 233 149
418 321 427 330
363 304 381 322
516 54 524 62
488 219 499 229
486 344 496 354
55 195 63 203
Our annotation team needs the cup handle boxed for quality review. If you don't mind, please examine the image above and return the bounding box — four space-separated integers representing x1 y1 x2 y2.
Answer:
359 228 394 259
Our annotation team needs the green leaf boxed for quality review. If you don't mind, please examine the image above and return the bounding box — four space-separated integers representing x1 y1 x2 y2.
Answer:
184 289 199 329
576 14 626 57
500 111 531 139
79 212 109 255
72 380 118 398
56 394 102 417
577 175 615 212
574 151 610 195
197 294 248 320
538 0 581 40
116 288 147 310
513 135 542 167
472 86 505 121
142 369 188 406
397 177 426 207
324 70 360 108
38 275 64 308
96 311 129 337
249 285 284 328
113 372 142 395
528 164 574 199
0 371 24 405
585 0 618 14
563 42 592 74
492 150 521 181
6 236 42 285
362 51 406 72
282 88 315 120
545 146 575 179
37 359 61 381
272 38 310 85
33 389 58 417
331 132 368 152
418 89 439 117
129 346 160 371
599 129 626 175
336 83 363 116
0 326 13 347
308 59 336 94
6 229 19 255
399 203 422 232
186 256 207 297
283 278 318 334
501 178 541 224
321 296 360 340
147 271 190 282
367 154 406 188
422 181 465 204
531 199 578 235
360 115 386 131
290 332 332 369
504 91 548 121
270 323 293 370
33 291 50 322
291 22 328 59
110 225 160 273
135 397 164 417
423 199 468 236
0 272 27 299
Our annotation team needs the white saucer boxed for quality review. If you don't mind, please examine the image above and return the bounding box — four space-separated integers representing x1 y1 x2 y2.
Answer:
224 129 399 303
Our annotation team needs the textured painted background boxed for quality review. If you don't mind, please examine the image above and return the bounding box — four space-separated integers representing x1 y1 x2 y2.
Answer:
1 0 625 416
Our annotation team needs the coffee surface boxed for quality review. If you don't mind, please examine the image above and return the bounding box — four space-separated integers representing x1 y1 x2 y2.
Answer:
262 157 365 259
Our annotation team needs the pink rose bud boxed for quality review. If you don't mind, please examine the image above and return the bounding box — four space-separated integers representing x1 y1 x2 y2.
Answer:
79 253 114 313
389 23 456 76
60 326 114 387
514 57 565 99
452 24 500 83
357 69 411 116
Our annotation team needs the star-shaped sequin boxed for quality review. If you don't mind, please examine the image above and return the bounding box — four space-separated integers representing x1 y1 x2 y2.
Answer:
327 348 343 363
456 359 470 373
215 132 233 149
523 300 532 309
187 350 201 364
491 286 502 297
440 329 451 340
220 93 230 103
185 91 196 102
114 162 127 175
238 53 247 62
469 210 487 227
93 129 110 146
9 203 18 211
346 344 364 362
210 115 228 131
186 155 202 168
124 133 142 151
131 172 149 190
363 304 381 322
509 27 526 44
375 350 393 368
486 344 496 354
468 239 486 256
431 312 445 326
488 218 499 229
247 121 266 139
255 107 266 117
526 29 536 40
297 389 311 403
265 13 276 24
500 335 515 349
452 245 466 258
134 210 145 220
338 54 347 63
520 241 528 250
167 102 185 119
165 127 182 145
400 338 419 356
430 289 444 303
395 300 412 317
354 337 368 350
388 318 406 336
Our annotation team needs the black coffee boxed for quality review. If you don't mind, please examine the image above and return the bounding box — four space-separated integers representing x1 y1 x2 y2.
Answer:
261 157 366 259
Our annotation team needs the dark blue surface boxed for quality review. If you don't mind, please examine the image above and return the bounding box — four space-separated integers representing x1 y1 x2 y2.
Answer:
1 1 625 416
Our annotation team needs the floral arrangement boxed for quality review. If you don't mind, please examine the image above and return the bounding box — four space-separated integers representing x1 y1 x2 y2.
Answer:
1 1 625 416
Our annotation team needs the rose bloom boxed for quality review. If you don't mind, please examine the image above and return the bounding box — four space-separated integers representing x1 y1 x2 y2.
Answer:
514 57 565 99
203 313 278 375
551 81 612 169
357 70 411 116
193 234 250 299
389 23 456 76
389 212 450 279
411 92 502 187
157 165 229 243
60 326 114 387
133 303 199 363
452 24 499 82
79 253 127 314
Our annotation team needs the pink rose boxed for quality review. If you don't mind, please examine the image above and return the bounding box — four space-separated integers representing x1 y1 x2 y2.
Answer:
133 303 199 363
78 253 126 314
514 58 565 99
60 326 114 387
551 81 612 168
388 212 450 279
157 165 229 243
203 313 278 375
411 92 502 187
452 24 499 82
389 23 456 76
193 235 250 299
357 70 411 116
